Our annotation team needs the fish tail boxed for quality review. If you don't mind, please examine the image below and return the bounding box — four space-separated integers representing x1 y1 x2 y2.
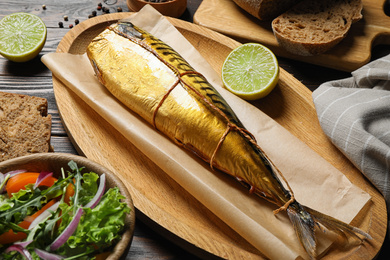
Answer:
286 202 372 259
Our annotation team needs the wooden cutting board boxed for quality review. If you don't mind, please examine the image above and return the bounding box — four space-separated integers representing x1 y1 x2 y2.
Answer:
194 0 390 72
53 12 386 259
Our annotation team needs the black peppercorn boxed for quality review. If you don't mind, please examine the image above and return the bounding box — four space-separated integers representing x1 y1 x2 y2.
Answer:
75 19 79 25
98 2 103 7
117 7 122 12
63 15 68 21
58 21 63 28
92 10 97 16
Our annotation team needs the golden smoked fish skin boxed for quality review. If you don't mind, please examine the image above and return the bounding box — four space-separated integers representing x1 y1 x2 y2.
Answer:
87 21 370 259
87 22 290 207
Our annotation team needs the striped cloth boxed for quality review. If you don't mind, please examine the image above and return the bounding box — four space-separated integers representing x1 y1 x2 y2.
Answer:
312 54 390 238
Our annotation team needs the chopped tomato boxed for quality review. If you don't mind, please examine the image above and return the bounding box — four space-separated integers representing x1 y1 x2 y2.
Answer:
0 200 56 244
6 172 58 197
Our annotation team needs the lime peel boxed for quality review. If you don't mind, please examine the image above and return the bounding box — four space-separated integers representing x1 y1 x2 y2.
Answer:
222 43 279 100
0 12 47 62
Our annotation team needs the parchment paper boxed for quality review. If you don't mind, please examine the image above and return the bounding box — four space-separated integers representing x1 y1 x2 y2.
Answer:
42 5 371 260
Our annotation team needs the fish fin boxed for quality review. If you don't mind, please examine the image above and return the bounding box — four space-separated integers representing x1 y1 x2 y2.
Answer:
303 206 372 241
286 202 371 259
287 203 317 259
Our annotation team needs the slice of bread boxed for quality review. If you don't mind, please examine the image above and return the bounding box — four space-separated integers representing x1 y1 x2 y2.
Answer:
232 0 303 21
271 0 363 56
0 92 52 162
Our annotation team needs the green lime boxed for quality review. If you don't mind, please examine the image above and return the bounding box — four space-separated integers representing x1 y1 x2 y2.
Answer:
222 43 279 100
0 12 47 62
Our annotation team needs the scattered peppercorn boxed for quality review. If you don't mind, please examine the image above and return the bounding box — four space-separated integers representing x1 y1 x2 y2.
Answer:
88 14 93 19
117 7 122 12
98 2 103 7
69 24 73 29
97 5 102 10
75 19 79 25
63 15 68 21
58 21 63 28
42 4 46 10
92 10 97 16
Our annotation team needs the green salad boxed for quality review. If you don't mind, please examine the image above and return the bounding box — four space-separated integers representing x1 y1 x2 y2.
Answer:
0 160 131 260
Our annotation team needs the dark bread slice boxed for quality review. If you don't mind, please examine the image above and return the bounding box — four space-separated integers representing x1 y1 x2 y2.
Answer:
0 92 52 162
232 0 303 21
271 0 363 56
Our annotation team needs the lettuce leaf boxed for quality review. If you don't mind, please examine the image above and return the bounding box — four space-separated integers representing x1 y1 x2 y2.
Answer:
56 187 130 256
79 172 99 206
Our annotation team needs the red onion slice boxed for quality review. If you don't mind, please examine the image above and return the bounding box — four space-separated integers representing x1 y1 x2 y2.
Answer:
5 241 33 260
84 173 106 209
14 240 33 248
49 207 83 251
28 201 60 230
5 169 27 177
0 170 27 194
34 171 54 189
35 248 65 260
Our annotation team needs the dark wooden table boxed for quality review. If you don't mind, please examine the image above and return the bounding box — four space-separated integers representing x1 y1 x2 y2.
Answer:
0 0 388 259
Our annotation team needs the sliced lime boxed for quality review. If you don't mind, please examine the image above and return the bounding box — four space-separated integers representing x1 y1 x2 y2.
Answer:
0 12 47 62
222 43 279 100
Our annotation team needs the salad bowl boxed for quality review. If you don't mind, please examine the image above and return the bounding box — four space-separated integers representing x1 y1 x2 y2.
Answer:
0 152 135 260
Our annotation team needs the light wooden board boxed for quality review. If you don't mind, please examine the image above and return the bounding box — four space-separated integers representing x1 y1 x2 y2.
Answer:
194 0 390 72
53 12 386 259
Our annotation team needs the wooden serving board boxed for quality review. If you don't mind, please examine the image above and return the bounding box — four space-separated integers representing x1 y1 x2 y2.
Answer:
194 0 390 72
53 13 386 259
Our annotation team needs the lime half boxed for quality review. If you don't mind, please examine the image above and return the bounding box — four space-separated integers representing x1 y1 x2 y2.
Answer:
0 12 47 62
222 43 279 100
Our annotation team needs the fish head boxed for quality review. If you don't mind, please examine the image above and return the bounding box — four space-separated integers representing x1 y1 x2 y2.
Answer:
116 21 143 40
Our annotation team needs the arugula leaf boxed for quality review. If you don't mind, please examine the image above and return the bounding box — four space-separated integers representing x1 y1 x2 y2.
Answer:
0 187 43 223
68 161 83 214
0 176 73 235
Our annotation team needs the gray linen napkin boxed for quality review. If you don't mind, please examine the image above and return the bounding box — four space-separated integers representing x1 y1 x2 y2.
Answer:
312 54 390 245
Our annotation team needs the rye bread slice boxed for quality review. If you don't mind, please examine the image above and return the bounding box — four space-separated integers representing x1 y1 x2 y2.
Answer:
232 0 303 21
271 0 363 56
0 92 52 162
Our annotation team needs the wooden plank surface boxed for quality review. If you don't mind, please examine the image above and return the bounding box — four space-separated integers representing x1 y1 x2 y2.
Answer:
0 0 389 259
0 1 201 259
193 0 390 72
52 12 386 259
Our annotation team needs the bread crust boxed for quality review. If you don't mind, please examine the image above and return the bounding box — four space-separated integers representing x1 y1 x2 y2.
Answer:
271 0 363 56
0 92 52 162
232 0 302 21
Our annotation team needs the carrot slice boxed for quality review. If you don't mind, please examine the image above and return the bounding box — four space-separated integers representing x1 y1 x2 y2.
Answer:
6 172 57 197
0 200 56 244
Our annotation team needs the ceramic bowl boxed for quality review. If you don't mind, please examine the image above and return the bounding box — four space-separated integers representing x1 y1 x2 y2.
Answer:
127 0 187 18
0 152 136 260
